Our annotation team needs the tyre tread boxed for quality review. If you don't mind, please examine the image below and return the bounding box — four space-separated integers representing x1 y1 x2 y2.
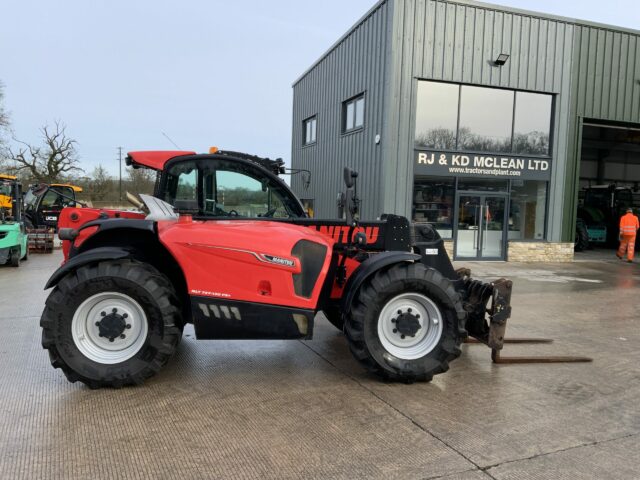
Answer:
41 259 182 388
344 262 464 382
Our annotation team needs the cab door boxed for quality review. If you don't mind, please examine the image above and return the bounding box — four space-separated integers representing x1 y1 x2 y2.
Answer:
38 187 76 229
157 157 330 340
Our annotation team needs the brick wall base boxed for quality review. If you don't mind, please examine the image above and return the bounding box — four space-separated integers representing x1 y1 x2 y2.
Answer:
441 239 574 262
507 241 574 262
443 240 454 259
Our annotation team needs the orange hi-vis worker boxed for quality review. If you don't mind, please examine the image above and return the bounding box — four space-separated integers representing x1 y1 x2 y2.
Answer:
617 208 639 262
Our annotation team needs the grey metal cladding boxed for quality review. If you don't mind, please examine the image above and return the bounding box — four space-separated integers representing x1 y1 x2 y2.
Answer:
383 0 575 242
291 1 391 220
572 25 640 123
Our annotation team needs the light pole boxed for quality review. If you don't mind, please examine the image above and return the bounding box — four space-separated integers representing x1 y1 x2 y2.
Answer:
118 146 123 202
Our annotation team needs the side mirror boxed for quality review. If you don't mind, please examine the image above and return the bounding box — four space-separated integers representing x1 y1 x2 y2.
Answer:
342 167 359 226
336 192 345 219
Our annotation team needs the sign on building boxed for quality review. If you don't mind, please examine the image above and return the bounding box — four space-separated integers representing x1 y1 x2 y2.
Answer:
414 151 551 181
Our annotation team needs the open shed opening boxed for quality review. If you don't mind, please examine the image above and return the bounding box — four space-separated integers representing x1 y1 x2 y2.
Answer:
575 121 640 252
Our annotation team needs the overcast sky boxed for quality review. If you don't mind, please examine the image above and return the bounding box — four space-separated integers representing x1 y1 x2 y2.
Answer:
1 0 638 176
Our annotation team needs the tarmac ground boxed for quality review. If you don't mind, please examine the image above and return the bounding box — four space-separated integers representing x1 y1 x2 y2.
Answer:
0 248 638 479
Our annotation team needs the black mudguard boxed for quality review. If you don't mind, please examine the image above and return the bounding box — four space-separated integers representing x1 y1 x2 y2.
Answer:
340 251 421 314
44 247 132 289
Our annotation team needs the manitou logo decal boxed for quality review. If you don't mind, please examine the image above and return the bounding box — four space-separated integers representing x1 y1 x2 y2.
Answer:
312 226 379 244
262 254 295 267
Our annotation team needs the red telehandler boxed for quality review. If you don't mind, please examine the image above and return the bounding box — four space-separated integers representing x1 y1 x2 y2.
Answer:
41 149 587 388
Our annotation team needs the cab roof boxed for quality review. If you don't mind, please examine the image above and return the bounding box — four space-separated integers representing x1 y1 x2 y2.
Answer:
126 151 196 171
126 150 286 175
0 173 17 181
51 183 83 192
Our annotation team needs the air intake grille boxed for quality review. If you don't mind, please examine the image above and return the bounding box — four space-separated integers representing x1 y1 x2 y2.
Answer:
291 240 327 298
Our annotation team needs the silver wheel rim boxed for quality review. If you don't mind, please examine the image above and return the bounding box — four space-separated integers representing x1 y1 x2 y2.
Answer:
377 292 443 360
71 292 148 364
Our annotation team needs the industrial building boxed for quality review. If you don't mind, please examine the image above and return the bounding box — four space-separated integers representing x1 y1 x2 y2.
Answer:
291 0 640 261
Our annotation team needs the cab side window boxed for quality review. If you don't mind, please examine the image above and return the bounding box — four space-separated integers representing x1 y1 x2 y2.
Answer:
162 159 303 218
40 190 62 208
212 170 288 218
60 188 76 207
166 167 198 213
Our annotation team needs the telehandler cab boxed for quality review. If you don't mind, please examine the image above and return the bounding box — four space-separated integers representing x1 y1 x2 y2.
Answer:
24 183 84 230
42 150 588 388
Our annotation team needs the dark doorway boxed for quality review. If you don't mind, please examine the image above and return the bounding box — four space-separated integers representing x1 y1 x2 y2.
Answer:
576 121 640 251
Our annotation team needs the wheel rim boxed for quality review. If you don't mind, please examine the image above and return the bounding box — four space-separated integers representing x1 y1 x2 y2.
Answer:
377 292 443 360
71 292 148 364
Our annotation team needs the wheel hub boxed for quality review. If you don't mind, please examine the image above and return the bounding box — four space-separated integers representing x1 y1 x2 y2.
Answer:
95 308 131 342
392 309 422 338
377 293 444 360
72 292 148 364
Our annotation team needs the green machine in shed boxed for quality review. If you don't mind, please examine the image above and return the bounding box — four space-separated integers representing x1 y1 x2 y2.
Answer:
575 185 635 251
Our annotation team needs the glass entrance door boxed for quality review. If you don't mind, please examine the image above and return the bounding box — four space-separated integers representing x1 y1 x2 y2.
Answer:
455 194 507 260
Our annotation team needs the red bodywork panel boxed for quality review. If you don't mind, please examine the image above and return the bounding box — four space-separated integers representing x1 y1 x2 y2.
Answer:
157 219 334 310
59 209 374 308
127 151 195 171
58 207 145 260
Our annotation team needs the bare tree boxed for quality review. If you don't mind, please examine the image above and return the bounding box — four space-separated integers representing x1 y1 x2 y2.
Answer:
91 165 112 201
0 82 11 164
8 121 83 182
127 167 156 195
0 82 9 134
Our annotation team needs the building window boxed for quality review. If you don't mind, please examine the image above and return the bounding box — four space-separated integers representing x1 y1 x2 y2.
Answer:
513 92 552 155
509 180 548 240
343 94 365 132
412 176 455 239
415 82 459 149
459 86 513 153
303 116 317 145
414 81 553 156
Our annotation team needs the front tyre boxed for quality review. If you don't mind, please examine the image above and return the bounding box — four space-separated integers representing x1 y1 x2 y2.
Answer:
41 259 183 388
574 220 589 252
10 247 20 267
345 263 465 382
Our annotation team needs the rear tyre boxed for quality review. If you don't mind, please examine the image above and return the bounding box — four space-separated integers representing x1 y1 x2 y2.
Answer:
345 263 465 382
10 248 20 267
574 221 589 252
41 259 183 388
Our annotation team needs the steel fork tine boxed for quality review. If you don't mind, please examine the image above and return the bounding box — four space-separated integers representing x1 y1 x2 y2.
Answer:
465 337 554 344
491 349 593 364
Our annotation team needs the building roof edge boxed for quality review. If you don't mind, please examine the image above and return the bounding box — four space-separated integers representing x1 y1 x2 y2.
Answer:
291 0 388 87
292 0 640 89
